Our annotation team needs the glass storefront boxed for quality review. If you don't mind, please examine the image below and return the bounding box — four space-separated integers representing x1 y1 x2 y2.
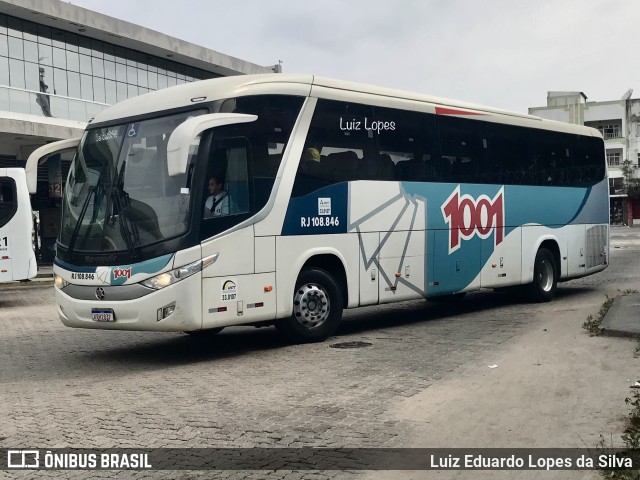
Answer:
0 13 218 122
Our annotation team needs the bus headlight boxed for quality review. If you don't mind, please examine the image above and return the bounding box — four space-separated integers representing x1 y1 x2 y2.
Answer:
54 274 68 289
140 253 218 290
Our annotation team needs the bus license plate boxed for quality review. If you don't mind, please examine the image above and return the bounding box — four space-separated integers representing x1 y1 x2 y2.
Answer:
91 308 115 322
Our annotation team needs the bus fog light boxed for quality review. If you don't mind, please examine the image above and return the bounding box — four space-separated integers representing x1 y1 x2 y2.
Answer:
157 303 176 321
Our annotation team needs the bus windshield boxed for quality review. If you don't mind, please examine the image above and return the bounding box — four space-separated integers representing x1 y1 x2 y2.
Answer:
59 110 205 255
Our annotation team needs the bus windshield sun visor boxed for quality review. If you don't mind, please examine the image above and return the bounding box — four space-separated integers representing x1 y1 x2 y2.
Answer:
166 113 257 176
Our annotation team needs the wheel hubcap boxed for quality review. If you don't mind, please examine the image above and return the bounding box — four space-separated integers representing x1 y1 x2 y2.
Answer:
538 259 554 292
293 283 330 329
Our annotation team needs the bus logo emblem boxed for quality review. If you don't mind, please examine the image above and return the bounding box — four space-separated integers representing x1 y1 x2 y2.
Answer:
221 280 237 301
95 287 106 300
441 186 504 254
113 268 131 280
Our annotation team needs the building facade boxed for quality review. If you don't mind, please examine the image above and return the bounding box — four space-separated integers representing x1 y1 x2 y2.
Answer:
0 0 277 261
529 91 640 226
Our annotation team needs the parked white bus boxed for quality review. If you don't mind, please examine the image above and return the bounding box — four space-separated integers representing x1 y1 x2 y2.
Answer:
0 168 37 282
27 74 608 342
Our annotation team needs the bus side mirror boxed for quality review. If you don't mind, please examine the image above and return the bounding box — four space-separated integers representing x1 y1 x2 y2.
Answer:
25 138 82 194
166 113 257 177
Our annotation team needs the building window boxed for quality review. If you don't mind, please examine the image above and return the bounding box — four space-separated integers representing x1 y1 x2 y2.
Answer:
0 11 218 123
607 150 621 166
586 120 623 139
597 124 621 139
609 177 624 195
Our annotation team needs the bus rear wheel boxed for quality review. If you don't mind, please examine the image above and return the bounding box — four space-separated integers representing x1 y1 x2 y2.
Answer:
276 268 344 343
527 248 557 302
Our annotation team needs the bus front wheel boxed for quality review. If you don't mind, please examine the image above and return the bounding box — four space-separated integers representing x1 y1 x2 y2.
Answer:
527 248 557 302
276 268 344 343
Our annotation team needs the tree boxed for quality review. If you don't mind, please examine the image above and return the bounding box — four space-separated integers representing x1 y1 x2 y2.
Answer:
621 159 640 195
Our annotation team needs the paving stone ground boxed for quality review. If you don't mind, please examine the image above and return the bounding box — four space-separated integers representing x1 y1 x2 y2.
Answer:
0 226 637 479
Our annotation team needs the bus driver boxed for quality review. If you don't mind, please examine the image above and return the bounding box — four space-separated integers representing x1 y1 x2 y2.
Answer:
205 175 230 217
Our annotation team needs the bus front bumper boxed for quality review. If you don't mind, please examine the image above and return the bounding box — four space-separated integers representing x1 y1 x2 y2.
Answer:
55 274 202 332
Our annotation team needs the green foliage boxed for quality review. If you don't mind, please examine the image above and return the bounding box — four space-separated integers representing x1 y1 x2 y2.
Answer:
599 390 640 479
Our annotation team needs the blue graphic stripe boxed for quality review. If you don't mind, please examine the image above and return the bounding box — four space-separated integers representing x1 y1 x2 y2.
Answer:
282 183 348 235
55 254 174 285
110 254 174 285
402 180 608 294
283 179 608 297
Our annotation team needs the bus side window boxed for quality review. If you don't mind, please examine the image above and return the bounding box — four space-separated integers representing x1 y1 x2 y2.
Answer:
323 150 359 181
437 115 486 184
375 107 438 183
0 178 17 228
205 139 251 217
526 129 565 186
292 99 374 197
484 122 530 185
226 145 250 214
377 154 395 180
572 134 606 185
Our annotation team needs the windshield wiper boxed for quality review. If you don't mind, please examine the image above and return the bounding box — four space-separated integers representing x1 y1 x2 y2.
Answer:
112 159 143 260
110 187 138 261
67 159 111 254
67 186 96 254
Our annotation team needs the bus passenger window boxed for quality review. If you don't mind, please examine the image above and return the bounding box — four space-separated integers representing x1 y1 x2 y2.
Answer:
375 106 438 182
292 99 374 197
438 116 486 183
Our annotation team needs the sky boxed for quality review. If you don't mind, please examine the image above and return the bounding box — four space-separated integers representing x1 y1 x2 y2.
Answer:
68 0 640 114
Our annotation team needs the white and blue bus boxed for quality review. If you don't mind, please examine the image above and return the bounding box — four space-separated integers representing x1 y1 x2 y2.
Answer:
0 168 37 283
27 74 608 342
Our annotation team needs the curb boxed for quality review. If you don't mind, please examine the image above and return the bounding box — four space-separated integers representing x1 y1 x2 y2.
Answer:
600 295 640 338
601 327 640 339
0 278 54 288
